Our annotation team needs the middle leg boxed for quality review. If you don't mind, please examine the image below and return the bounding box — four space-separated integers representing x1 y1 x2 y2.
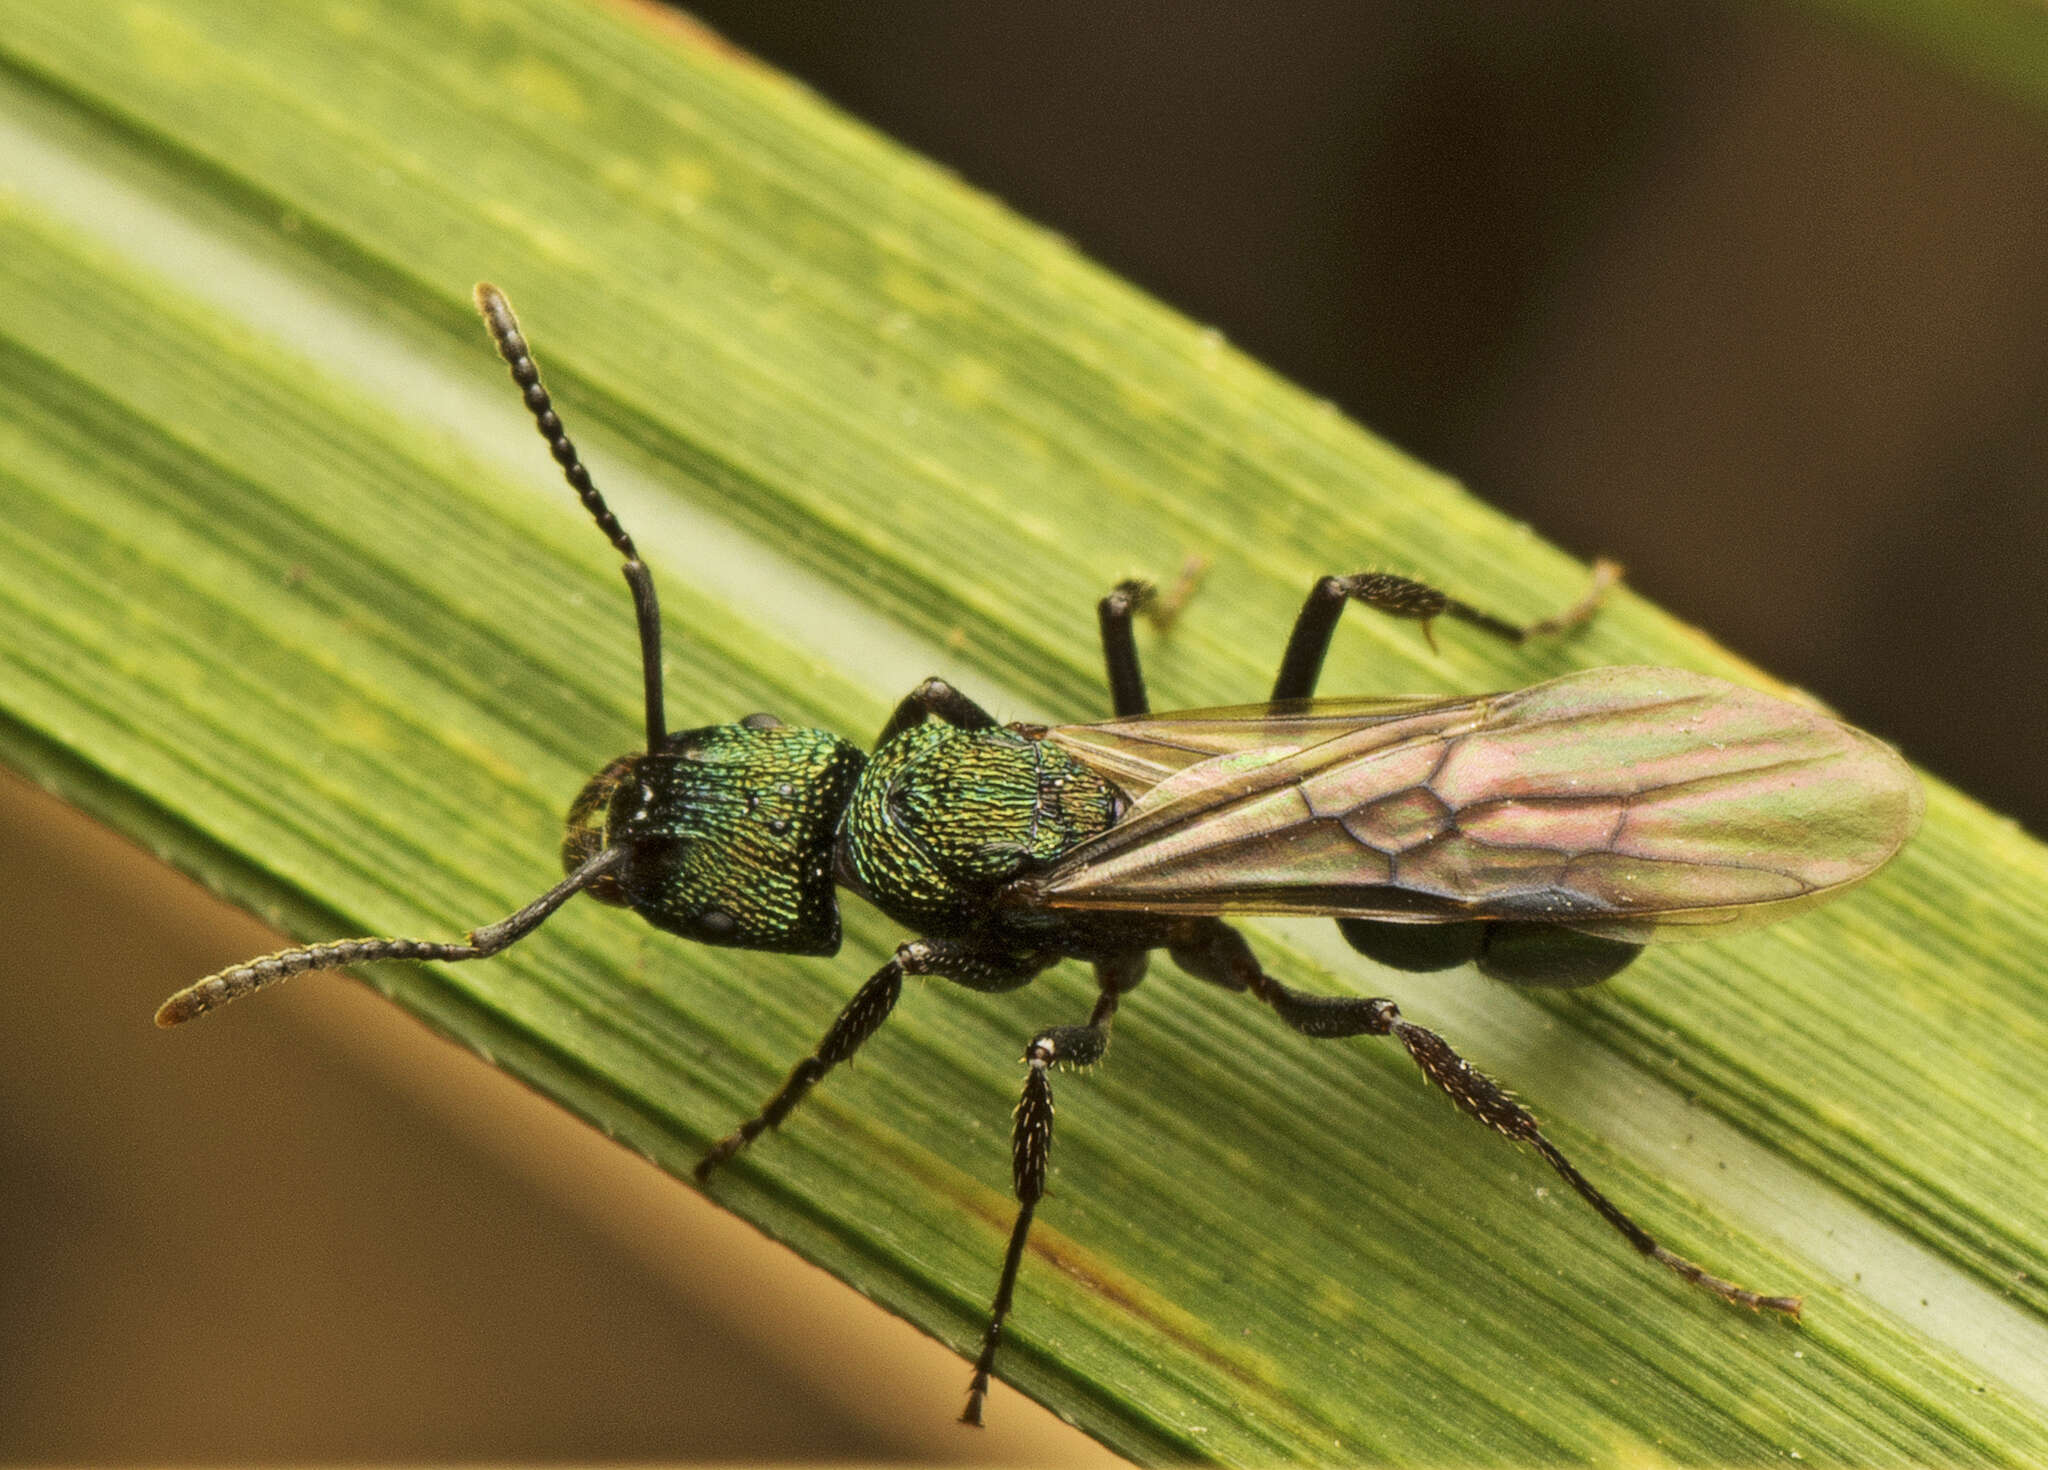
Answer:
960 949 1147 1425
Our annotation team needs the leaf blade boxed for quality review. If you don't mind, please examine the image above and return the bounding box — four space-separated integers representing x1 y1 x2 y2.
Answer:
1 2 2045 1461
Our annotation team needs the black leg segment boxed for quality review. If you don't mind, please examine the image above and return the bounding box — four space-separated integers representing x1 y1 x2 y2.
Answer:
1097 578 1155 718
1270 558 1620 701
960 1006 1119 1425
1168 919 1800 1316
960 952 1142 1425
1094 559 1208 718
961 1058 1051 1427
875 678 1000 748
696 939 1048 1181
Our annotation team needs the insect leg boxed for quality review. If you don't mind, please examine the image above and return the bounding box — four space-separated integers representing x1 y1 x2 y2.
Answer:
1168 920 1801 1318
1270 558 1622 699
962 953 1140 1426
696 940 1048 1181
874 678 1000 747
1096 559 1208 717
155 846 629 1026
1097 579 1155 717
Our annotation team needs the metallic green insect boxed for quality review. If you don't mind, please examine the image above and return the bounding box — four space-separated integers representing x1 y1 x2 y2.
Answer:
159 285 1922 1426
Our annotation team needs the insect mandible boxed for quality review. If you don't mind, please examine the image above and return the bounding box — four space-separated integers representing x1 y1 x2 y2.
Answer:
159 283 1923 1425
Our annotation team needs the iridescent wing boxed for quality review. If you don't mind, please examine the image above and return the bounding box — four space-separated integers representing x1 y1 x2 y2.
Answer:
1026 666 1921 940
1044 692 1479 795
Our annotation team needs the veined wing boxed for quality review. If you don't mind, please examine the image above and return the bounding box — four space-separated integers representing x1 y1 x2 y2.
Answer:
1040 692 1479 797
1027 666 1922 939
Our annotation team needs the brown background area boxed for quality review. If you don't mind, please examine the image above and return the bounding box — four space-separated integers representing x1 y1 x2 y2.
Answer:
0 770 1124 1465
680 0 2048 830
5 3 2046 1462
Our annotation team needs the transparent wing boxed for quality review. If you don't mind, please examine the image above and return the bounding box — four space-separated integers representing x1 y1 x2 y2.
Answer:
1028 666 1922 940
1044 692 1479 796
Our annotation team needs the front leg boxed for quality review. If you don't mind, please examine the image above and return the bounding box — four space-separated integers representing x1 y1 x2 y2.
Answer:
1096 579 1155 718
1096 558 1207 718
1271 558 1620 700
874 677 999 748
696 938 1047 1181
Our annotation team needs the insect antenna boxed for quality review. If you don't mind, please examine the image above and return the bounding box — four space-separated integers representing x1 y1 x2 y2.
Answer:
155 846 629 1027
157 292 663 1029
475 282 667 753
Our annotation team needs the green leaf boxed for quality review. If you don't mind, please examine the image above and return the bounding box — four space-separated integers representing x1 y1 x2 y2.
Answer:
1793 0 2048 115
3 2 2046 1461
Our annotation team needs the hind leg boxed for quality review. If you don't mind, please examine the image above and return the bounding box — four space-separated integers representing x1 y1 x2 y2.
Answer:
1169 919 1799 1316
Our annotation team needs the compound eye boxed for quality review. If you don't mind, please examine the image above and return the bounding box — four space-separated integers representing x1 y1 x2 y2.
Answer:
740 712 784 730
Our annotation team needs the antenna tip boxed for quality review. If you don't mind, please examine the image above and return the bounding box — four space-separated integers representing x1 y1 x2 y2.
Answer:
154 993 198 1027
473 283 525 361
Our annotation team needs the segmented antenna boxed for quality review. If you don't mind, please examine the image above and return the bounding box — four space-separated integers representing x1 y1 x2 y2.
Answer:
155 847 628 1026
474 282 667 753
154 290 667 1028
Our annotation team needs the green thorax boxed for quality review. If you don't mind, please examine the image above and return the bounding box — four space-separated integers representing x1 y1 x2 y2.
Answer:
839 722 1123 936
